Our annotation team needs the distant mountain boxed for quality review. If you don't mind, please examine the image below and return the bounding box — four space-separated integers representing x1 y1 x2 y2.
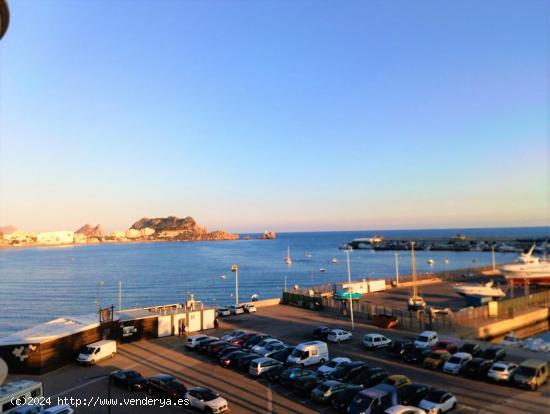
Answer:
75 224 104 238
130 216 238 241
0 225 17 234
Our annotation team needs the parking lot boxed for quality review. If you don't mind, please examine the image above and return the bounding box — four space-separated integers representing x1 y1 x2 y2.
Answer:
9 304 550 413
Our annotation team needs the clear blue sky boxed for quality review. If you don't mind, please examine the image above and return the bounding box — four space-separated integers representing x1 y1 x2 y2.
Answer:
0 0 548 233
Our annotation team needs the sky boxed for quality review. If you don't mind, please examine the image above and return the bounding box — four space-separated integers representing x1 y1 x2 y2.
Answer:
0 0 549 233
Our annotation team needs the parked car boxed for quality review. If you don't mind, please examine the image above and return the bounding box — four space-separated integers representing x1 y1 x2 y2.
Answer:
317 357 352 378
207 341 232 356
263 364 287 383
458 342 482 356
197 338 220 353
487 361 518 382
185 335 217 350
221 330 245 342
220 350 249 368
329 361 369 382
403 347 431 364
242 334 270 350
350 367 389 388
432 340 459 354
312 326 332 340
414 331 439 349
109 369 147 391
279 368 316 388
217 307 231 317
418 389 457 413
269 346 295 364
463 357 493 379
310 380 347 403
230 332 257 347
42 406 74 414
423 350 451 370
443 352 472 375
185 387 228 413
382 375 411 388
292 372 324 396
287 341 329 367
398 383 431 406
147 374 187 401
258 341 286 357
243 304 257 313
348 384 399 414
385 406 426 414
215 345 240 359
363 333 392 349
235 353 262 372
228 305 245 315
327 329 352 343
248 357 282 377
251 338 281 353
386 340 415 358
513 359 549 391
331 384 363 412
12 405 44 414
481 346 506 362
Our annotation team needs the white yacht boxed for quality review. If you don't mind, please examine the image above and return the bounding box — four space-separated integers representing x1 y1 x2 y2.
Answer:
453 280 506 300
500 245 550 285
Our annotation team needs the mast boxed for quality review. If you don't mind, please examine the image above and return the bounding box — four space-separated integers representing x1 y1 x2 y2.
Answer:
411 241 417 297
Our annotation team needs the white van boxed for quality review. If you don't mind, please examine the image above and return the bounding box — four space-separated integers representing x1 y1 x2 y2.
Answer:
287 341 329 367
414 331 438 349
77 340 117 365
0 380 43 414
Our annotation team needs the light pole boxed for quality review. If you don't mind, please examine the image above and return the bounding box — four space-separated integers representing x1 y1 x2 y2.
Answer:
284 275 287 292
344 250 354 330
394 253 400 286
491 244 496 272
231 265 239 306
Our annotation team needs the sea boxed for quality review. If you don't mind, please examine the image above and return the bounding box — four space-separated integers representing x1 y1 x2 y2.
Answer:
0 227 548 337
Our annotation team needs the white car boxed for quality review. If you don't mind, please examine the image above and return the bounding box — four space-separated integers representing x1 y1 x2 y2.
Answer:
217 307 231 317
221 330 245 342
488 361 518 382
327 329 352 343
258 341 286 356
443 352 472 375
228 305 245 315
252 338 281 353
184 334 210 349
12 405 44 414
385 405 427 414
419 389 457 413
243 304 257 313
317 357 351 378
363 333 392 349
42 406 74 414
185 387 229 413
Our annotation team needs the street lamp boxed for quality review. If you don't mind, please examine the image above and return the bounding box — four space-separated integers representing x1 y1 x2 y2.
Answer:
491 244 496 272
231 264 239 306
343 250 354 330
394 253 400 286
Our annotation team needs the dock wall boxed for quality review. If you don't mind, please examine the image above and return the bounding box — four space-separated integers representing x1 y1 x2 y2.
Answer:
477 308 550 339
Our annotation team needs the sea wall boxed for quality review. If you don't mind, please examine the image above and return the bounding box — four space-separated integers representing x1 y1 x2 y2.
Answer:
477 308 550 339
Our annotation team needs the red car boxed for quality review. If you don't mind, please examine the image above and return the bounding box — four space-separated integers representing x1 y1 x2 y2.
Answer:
231 332 257 347
432 340 459 354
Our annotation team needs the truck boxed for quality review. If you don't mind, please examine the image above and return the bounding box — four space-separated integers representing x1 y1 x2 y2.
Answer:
76 340 117 365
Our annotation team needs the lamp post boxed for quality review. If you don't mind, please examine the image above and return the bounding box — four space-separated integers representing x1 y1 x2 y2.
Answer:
344 250 354 330
491 244 496 272
394 253 400 286
231 264 239 306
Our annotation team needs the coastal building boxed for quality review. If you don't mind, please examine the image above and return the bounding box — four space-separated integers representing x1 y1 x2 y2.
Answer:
125 228 141 239
36 231 74 245
2 231 36 245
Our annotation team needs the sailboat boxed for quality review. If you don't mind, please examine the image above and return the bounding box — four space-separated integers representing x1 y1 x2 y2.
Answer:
408 241 426 311
285 246 292 265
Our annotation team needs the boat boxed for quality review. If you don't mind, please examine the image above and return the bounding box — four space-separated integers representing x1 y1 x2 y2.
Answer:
427 259 435 266
320 268 326 273
250 293 260 301
497 243 519 253
284 246 292 265
501 332 523 348
331 258 338 264
500 244 550 285
453 280 506 300
407 241 426 311
443 259 450 264
219 275 227 280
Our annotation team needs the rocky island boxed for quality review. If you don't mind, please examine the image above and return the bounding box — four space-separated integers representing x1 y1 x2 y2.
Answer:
0 216 239 247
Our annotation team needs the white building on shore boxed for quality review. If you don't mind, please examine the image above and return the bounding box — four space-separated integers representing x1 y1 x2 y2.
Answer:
36 231 74 245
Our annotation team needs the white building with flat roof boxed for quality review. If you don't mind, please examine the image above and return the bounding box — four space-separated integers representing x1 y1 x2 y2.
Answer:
36 231 74 245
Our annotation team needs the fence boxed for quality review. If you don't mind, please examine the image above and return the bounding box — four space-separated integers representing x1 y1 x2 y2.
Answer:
496 290 550 319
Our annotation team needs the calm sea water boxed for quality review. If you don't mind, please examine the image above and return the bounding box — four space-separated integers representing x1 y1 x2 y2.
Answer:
0 227 548 336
